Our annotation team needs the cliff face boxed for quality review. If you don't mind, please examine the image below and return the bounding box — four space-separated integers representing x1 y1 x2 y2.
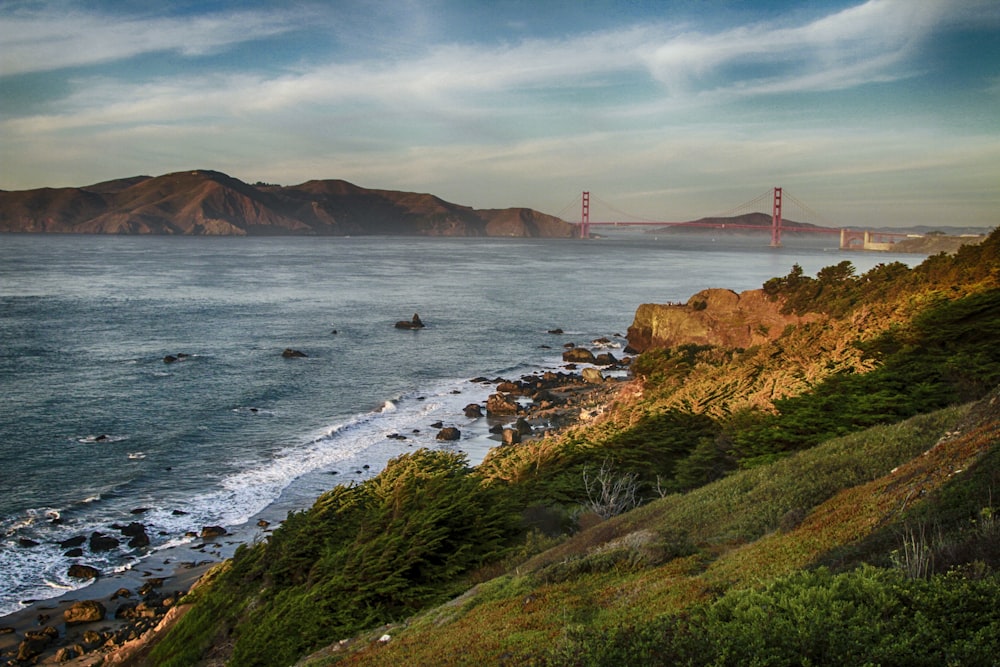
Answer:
0 170 576 238
626 288 818 353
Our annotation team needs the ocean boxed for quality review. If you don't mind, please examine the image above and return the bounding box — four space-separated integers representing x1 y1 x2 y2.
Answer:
0 231 913 616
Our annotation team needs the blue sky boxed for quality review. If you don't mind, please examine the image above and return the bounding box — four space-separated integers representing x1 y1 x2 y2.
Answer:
1 0 998 228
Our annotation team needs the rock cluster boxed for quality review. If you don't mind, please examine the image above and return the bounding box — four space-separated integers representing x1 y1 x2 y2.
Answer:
0 576 192 666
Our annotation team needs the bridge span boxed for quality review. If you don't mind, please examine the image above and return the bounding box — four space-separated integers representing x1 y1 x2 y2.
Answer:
576 188 912 250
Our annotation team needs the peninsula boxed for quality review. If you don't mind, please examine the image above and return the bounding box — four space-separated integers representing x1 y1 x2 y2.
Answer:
0 170 575 238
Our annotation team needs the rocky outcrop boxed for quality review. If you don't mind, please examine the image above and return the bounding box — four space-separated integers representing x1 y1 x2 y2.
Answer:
435 427 461 441
64 600 106 625
395 314 425 330
68 564 101 580
626 288 819 353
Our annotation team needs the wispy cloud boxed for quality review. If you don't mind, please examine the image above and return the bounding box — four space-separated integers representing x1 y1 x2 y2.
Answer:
0 5 306 76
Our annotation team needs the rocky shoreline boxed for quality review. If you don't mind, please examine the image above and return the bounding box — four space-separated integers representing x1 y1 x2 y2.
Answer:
0 338 630 666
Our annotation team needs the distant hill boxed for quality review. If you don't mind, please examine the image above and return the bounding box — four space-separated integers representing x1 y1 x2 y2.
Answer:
0 170 575 238
651 211 821 233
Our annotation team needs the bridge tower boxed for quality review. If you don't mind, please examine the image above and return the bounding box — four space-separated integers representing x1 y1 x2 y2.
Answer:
771 186 783 247
580 191 590 238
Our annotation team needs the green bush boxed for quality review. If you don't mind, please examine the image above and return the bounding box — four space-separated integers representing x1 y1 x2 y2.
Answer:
158 450 522 667
547 566 1000 666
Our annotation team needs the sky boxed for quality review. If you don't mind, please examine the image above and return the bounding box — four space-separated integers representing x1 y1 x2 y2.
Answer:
1 0 998 228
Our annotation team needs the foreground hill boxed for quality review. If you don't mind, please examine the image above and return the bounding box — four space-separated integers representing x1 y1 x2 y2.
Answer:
0 170 575 238
61 231 1000 666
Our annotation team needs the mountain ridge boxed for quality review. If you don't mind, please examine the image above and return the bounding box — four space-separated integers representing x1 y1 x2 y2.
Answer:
0 170 576 238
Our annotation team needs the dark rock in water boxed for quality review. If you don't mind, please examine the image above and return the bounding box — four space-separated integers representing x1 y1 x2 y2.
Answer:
395 313 425 329
515 417 533 436
548 328 564 334
18 538 40 548
130 507 151 515
119 522 147 537
563 347 597 364
63 526 89 544
430 420 444 429
64 548 84 558
163 355 178 363
257 520 270 528
128 531 150 549
594 352 618 366
64 600 106 625
464 403 484 418
200 525 227 540
487 393 519 416
436 427 461 441
94 434 110 442
282 348 307 358
68 564 100 580
171 509 188 516
89 532 120 552
489 424 504 434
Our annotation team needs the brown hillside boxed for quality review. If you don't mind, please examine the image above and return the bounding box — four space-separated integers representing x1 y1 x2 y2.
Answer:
0 171 575 238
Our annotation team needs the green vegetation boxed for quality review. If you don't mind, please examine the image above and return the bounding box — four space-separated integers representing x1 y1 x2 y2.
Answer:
151 230 1000 666
548 567 1000 666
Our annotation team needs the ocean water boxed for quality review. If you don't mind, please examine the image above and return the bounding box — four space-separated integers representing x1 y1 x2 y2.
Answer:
0 232 913 616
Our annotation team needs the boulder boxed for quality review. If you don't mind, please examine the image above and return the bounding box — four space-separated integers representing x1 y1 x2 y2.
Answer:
120 522 150 549
395 313 425 329
18 538 39 548
496 380 522 394
594 352 618 366
200 525 228 539
463 403 484 418
64 548 84 558
502 428 521 445
282 348 307 358
581 367 605 384
514 417 533 436
89 532 119 552
17 632 54 662
64 600 106 625
486 393 519 416
54 646 79 662
59 535 86 549
562 347 596 364
436 427 461 441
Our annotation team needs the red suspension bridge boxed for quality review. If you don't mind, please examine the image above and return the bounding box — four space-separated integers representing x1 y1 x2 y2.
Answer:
574 188 910 250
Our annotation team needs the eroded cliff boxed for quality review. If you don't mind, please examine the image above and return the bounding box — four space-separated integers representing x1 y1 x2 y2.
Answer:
626 288 818 353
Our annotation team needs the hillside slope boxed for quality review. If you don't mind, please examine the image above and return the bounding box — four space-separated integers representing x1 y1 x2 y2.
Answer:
137 230 1000 667
0 170 575 237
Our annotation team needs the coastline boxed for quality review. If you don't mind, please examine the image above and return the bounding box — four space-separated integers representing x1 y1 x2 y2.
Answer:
0 361 627 665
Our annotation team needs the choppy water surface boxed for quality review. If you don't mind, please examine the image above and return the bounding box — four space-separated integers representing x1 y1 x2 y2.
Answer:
0 232 913 615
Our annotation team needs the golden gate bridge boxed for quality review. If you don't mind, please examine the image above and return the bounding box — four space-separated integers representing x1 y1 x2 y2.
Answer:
572 188 911 250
